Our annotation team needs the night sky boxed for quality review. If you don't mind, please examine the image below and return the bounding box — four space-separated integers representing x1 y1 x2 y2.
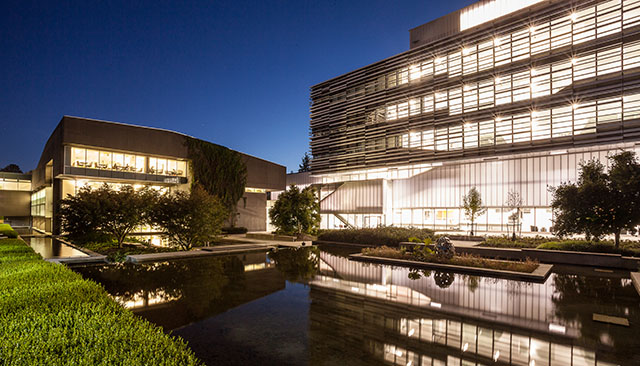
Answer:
1 0 475 173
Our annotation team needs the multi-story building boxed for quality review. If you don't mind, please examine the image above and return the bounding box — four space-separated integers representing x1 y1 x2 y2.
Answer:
28 116 285 234
307 0 640 233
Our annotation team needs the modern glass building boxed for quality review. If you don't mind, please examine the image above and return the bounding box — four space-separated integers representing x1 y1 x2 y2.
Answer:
306 0 640 233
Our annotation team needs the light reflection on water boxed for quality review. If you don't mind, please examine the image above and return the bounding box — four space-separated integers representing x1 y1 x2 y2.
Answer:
72 245 640 366
24 236 88 259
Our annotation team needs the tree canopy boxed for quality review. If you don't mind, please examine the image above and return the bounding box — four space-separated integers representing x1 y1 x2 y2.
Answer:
0 164 22 173
269 185 320 236
59 184 157 247
551 151 640 247
151 185 227 250
298 152 311 173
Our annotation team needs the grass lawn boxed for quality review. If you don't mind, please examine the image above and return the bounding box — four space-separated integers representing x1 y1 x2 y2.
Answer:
0 236 202 365
361 246 539 273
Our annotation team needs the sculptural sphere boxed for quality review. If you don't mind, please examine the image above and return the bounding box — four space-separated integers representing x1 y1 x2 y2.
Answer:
435 236 455 259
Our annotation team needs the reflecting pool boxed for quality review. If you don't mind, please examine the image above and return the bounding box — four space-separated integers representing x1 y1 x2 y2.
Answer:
72 244 640 366
24 236 88 259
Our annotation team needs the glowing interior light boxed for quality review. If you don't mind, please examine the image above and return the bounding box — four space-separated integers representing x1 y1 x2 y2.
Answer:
462 342 469 352
351 286 360 292
407 361 412 366
494 350 500 362
530 68 538 76
462 47 471 55
495 116 503 122
495 76 502 84
572 103 580 110
549 323 566 334
530 360 536 366
430 302 442 308
570 12 578 22
396 350 403 357
435 57 444 64
463 84 471 91
493 38 502 47
529 25 536 34
408 328 415 337
571 58 578 66
531 111 539 118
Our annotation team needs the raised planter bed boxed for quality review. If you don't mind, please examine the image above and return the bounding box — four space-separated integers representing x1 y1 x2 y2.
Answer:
349 253 553 282
401 243 640 270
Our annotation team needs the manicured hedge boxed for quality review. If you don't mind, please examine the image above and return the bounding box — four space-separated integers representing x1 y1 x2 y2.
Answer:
537 240 640 257
480 235 554 248
0 223 18 238
222 226 248 234
0 238 202 365
317 226 434 246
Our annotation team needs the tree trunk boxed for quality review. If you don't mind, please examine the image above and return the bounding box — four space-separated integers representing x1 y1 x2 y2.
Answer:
470 219 474 236
615 231 621 248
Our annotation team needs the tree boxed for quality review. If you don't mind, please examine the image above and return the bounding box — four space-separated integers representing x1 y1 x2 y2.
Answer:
462 187 486 236
151 185 227 250
298 152 311 172
269 185 320 236
0 164 22 173
607 151 640 246
551 152 640 247
506 190 523 240
551 159 610 241
59 184 157 247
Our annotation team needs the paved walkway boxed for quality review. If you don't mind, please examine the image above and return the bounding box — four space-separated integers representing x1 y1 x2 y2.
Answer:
451 240 482 248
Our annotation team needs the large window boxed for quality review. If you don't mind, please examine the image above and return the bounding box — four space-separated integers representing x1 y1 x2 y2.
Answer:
70 147 186 177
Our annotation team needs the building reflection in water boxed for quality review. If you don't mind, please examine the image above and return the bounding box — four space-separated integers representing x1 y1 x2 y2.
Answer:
74 251 285 331
311 250 639 366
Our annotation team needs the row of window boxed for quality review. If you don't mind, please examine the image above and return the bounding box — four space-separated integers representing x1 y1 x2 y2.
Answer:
0 178 30 191
31 189 47 217
323 0 640 105
389 94 639 152
70 147 187 177
380 40 640 122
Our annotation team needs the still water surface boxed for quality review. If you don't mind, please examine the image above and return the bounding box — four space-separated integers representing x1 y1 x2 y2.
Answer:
24 236 88 259
73 244 640 366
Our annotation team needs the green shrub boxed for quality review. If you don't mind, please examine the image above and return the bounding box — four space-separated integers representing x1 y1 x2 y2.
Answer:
480 235 555 248
318 226 435 246
0 238 202 365
222 226 248 234
0 223 18 238
537 240 640 256
361 245 538 273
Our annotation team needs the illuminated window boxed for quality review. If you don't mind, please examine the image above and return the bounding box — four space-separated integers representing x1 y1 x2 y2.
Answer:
71 147 86 167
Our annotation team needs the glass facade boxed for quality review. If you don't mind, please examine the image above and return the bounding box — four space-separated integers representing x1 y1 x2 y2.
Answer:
304 0 640 233
0 177 30 191
70 147 186 177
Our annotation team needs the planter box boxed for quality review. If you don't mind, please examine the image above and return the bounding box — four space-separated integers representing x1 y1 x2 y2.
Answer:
349 253 553 283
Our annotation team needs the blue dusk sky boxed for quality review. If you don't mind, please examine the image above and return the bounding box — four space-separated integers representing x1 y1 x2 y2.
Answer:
1 0 475 173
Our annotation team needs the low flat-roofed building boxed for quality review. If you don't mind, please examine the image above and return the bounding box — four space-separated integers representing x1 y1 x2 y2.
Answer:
30 116 285 234
0 171 32 228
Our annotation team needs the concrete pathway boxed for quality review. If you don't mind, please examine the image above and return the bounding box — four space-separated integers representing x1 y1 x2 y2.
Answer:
451 240 482 248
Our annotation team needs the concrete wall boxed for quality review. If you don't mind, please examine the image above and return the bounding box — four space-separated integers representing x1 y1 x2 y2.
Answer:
0 191 30 217
236 192 268 232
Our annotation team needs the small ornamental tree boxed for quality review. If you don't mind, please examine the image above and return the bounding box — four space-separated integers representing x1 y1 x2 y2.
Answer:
59 184 157 247
505 190 523 240
269 185 320 236
462 187 486 236
151 185 227 250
